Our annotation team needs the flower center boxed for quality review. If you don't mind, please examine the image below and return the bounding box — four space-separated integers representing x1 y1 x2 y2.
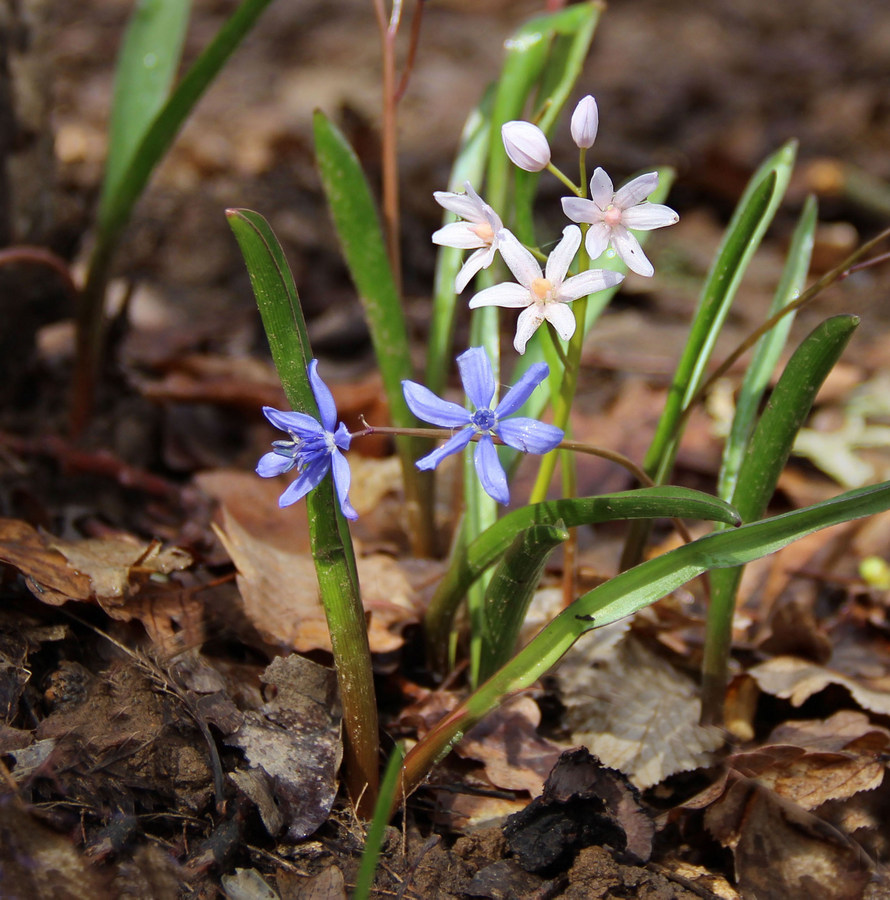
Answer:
471 408 497 433
603 205 623 227
471 222 495 243
530 277 553 301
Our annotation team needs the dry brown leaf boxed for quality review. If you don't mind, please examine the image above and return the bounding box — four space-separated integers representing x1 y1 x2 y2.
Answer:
559 634 723 788
0 517 91 603
749 656 890 715
225 655 342 840
215 507 418 655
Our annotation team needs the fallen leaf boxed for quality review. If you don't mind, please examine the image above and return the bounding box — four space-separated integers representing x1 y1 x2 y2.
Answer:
748 656 890 716
559 634 724 788
225 655 342 840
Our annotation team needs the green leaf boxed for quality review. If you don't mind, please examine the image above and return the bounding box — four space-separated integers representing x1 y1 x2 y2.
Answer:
425 486 741 668
101 0 192 214
717 195 818 502
478 521 569 682
702 314 858 716
227 208 379 814
400 479 890 802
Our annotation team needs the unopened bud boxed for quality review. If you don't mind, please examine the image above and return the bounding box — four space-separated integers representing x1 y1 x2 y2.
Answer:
570 95 599 149
501 121 551 172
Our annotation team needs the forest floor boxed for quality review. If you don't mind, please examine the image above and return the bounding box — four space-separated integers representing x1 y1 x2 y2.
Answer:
2 1 890 897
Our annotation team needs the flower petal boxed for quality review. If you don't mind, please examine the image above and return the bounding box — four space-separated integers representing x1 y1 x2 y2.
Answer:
432 221 487 249
455 247 489 293
613 172 659 208
589 167 614 208
263 406 323 437
611 225 653 277
495 362 549 417
513 305 545 354
308 360 337 432
331 449 358 520
278 458 330 508
496 418 564 454
469 282 533 310
256 451 295 478
474 436 510 504
621 202 679 231
457 346 496 410
333 422 352 452
545 225 582 284
496 228 542 288
570 95 599 149
415 426 474 470
542 302 577 342
583 222 611 261
561 196 600 226
501 121 551 172
433 189 485 222
557 268 624 303
402 380 471 427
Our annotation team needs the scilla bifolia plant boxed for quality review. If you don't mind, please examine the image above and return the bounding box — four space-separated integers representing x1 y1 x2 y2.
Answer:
230 3 890 822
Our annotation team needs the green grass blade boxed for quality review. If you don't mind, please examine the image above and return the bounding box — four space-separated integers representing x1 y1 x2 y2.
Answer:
425 486 741 669
226 208 379 814
312 109 435 556
101 0 192 214
702 314 858 719
399 479 890 803
644 140 798 484
353 743 405 899
478 521 569 682
717 195 818 501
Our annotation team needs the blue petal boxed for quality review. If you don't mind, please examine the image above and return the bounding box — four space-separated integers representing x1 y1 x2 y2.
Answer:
403 380 471 428
474 436 509 505
278 458 330 507
494 362 549 418
496 418 564 454
331 449 358 520
263 406 323 437
457 347 496 410
256 451 296 478
307 359 338 432
333 422 352 452
415 426 474 470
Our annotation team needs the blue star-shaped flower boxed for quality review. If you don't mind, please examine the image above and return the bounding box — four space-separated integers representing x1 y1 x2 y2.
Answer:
402 347 563 504
257 359 357 519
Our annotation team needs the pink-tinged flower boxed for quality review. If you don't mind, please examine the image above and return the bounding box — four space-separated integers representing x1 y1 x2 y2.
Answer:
570 95 599 149
432 182 504 292
501 121 551 172
469 226 624 354
562 168 679 277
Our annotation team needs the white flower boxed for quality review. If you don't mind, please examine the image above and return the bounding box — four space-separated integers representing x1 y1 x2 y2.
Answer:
469 225 624 354
562 168 679 277
501 121 551 172
570 95 599 149
432 182 504 293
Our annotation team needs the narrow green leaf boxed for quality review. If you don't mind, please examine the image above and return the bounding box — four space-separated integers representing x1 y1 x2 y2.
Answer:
645 140 798 484
312 109 435 556
227 208 379 813
425 486 741 668
102 0 192 213
703 314 858 716
400 479 890 802
478 521 569 682
717 195 818 501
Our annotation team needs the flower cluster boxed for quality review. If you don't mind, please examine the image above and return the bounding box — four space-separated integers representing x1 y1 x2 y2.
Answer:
436 95 679 344
258 95 679 520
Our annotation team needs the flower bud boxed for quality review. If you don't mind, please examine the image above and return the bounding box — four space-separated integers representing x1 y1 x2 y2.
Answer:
570 95 599 149
501 121 551 172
